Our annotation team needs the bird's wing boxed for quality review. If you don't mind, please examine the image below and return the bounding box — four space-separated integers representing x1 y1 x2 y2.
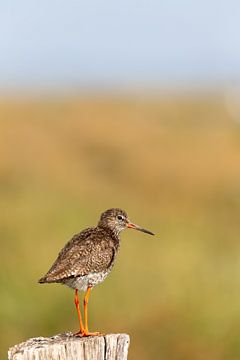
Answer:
39 228 115 282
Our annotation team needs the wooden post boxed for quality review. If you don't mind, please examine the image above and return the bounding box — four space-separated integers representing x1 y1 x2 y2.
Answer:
8 333 130 360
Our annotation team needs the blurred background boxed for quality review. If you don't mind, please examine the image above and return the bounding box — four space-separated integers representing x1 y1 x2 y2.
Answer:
1 1 240 359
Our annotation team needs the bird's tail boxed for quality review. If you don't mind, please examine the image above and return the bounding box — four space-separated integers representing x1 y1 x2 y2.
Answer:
38 274 61 283
38 275 55 283
38 276 47 283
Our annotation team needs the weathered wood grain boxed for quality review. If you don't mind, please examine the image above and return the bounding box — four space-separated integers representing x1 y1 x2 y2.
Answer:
8 333 130 360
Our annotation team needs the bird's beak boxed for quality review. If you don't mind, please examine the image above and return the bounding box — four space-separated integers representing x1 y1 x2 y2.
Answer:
127 221 154 235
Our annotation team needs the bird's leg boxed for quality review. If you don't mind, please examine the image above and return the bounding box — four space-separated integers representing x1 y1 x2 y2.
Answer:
74 289 85 336
83 286 100 336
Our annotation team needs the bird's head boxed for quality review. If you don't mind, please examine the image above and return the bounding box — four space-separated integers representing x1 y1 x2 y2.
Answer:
98 208 154 236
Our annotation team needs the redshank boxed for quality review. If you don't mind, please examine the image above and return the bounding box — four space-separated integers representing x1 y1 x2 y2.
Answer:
39 208 154 336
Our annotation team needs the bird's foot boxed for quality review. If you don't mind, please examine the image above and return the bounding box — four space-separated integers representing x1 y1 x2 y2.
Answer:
74 329 102 337
83 330 102 337
73 330 85 337
84 331 102 337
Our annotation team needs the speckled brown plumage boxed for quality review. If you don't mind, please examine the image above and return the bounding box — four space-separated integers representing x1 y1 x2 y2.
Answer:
38 208 154 337
39 227 117 285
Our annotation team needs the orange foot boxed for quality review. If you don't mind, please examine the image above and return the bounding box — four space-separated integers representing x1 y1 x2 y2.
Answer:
82 330 102 337
74 330 102 337
74 330 85 337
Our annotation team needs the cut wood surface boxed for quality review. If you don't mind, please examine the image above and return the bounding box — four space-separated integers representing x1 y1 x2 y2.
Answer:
8 333 130 360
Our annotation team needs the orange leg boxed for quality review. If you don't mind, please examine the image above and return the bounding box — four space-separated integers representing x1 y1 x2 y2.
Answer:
83 286 100 336
74 289 85 335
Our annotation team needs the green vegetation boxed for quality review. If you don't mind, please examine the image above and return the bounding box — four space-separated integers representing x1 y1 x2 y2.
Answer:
1 96 240 359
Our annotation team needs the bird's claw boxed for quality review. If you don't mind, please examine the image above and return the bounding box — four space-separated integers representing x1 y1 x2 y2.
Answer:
74 330 102 337
84 331 102 337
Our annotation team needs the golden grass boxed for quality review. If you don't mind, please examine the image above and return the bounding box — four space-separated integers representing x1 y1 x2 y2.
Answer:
1 95 240 359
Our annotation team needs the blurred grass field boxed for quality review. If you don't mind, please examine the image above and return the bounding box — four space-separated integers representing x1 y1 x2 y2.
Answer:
1 95 240 359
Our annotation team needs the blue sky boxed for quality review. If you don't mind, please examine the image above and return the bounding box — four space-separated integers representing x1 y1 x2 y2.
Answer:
0 0 240 92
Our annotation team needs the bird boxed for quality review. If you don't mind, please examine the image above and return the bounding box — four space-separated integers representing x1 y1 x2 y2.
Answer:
38 208 154 337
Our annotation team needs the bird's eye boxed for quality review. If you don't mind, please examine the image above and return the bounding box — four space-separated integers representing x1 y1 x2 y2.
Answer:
117 215 124 221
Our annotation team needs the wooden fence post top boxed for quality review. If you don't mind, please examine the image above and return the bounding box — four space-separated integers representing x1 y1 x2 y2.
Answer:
8 333 130 360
